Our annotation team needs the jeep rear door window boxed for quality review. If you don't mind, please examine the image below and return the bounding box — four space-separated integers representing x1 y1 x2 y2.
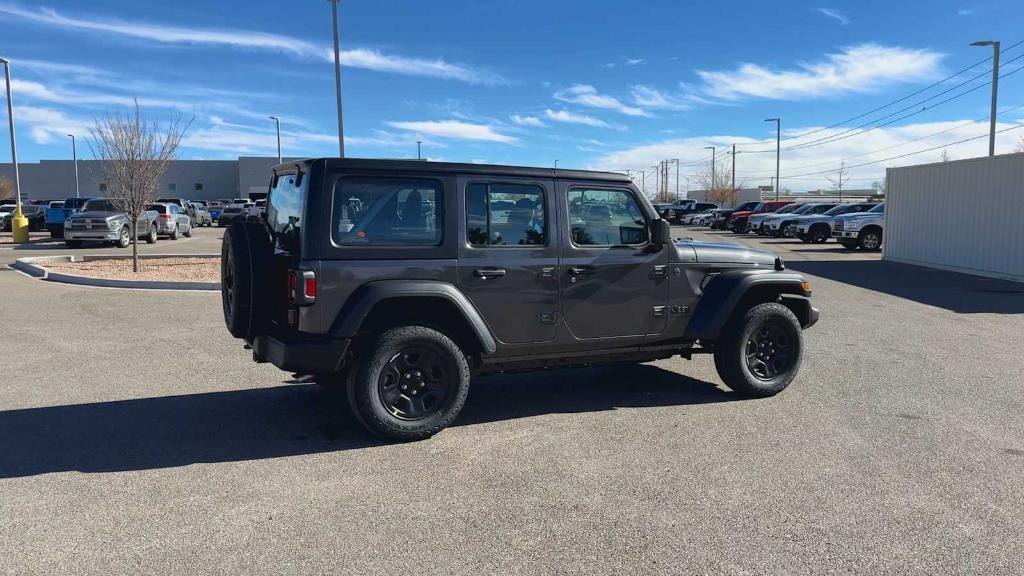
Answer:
568 188 648 246
333 177 442 246
267 172 305 253
466 183 545 247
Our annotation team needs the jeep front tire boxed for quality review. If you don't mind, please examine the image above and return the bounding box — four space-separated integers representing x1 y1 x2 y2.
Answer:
713 302 803 397
351 326 471 441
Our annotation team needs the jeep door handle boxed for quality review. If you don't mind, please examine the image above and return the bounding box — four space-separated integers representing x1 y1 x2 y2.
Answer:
473 267 507 279
568 266 595 277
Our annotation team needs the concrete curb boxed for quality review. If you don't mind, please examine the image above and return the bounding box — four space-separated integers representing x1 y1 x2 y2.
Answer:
11 254 221 291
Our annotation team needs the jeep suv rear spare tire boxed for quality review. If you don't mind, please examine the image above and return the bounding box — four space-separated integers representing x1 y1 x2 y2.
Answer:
221 221 273 340
713 302 803 397
350 326 471 441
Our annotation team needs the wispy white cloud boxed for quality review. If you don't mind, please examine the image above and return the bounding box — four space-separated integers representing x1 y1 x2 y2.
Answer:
544 109 612 128
816 8 851 25
385 120 519 144
957 8 975 16
554 84 648 117
11 78 191 110
631 85 691 111
511 114 545 127
0 3 505 85
625 58 645 66
696 44 944 101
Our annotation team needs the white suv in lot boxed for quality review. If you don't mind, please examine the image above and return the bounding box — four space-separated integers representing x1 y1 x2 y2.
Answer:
832 203 885 250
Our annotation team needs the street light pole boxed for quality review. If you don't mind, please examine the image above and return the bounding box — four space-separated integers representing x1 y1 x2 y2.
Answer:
329 0 345 157
971 40 1000 156
268 116 282 164
67 134 80 199
704 146 716 193
765 118 781 200
0 57 27 243
416 141 422 160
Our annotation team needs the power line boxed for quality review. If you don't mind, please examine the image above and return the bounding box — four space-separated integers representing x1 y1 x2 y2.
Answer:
768 102 1024 174
736 39 1024 148
779 121 1024 179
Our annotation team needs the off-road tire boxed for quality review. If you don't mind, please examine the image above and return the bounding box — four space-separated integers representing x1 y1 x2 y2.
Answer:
714 302 803 397
220 221 273 340
350 326 471 441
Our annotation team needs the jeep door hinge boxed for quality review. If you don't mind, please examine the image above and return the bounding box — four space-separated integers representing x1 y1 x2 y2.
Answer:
652 265 668 279
652 306 667 318
540 311 557 325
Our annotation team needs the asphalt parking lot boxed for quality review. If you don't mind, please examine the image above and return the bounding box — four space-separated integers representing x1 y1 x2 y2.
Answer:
2 226 1023 575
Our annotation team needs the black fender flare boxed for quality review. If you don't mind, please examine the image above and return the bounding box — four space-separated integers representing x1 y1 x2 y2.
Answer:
329 280 497 354
684 269 813 341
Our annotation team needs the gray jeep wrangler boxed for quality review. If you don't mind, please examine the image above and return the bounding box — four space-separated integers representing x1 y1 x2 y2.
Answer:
221 159 819 441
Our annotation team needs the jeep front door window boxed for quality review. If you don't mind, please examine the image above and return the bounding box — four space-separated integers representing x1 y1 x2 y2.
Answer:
560 186 669 340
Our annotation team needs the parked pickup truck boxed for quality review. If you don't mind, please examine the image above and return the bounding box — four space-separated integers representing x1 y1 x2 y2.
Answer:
64 198 159 248
832 202 885 251
45 197 95 238
221 159 820 440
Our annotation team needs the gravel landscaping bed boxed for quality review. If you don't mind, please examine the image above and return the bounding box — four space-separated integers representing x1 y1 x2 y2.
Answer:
43 257 220 282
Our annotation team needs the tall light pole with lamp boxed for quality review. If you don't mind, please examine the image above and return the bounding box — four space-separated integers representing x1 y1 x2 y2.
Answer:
67 134 80 198
328 0 345 157
0 57 27 243
971 40 1000 156
764 118 781 200
268 115 282 164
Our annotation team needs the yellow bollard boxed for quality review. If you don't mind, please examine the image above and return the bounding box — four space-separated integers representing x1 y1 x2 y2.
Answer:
10 205 29 243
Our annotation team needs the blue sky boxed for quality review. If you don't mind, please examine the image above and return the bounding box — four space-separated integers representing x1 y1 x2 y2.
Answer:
0 0 1022 192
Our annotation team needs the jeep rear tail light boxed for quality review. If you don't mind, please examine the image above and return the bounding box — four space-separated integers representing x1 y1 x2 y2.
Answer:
290 270 316 306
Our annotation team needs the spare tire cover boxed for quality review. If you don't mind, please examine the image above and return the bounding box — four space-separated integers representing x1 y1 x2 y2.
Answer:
221 221 273 340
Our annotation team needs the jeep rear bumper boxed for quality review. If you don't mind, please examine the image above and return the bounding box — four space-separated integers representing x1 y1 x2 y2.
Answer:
251 332 350 374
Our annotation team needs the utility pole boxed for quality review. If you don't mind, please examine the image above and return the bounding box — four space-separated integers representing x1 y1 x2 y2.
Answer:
971 40 1000 156
669 159 680 199
765 118 781 200
730 144 736 193
67 134 80 198
329 0 345 157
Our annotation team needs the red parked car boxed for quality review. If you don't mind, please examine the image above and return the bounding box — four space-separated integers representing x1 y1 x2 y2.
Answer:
729 200 793 234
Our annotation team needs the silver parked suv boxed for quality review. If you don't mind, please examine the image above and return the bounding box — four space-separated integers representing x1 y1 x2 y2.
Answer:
148 202 193 240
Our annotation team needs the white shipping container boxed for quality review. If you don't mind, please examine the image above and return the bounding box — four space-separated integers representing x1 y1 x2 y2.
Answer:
885 153 1024 282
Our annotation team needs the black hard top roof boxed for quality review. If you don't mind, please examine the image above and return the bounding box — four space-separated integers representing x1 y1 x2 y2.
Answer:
276 157 633 184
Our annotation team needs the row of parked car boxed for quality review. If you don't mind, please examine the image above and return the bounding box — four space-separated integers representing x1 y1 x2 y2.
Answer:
0 195 266 248
681 199 886 251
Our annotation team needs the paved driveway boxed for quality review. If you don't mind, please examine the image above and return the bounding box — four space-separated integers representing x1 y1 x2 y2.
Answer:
1 226 1022 575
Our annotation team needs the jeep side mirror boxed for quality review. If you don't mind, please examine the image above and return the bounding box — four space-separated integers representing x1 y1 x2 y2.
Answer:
652 218 672 247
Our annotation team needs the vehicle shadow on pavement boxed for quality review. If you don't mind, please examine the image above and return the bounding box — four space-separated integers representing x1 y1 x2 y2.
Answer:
787 259 1024 314
458 363 736 426
0 365 731 478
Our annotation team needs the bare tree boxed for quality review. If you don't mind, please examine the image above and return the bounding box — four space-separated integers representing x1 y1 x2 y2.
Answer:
1015 135 1024 153
825 158 851 200
939 148 952 162
90 102 190 272
0 175 13 203
696 159 741 207
870 179 886 197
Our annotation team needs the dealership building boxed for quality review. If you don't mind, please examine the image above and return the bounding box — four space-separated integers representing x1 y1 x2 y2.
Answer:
0 156 298 202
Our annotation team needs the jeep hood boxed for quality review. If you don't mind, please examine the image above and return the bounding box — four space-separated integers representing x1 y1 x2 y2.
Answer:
674 239 776 266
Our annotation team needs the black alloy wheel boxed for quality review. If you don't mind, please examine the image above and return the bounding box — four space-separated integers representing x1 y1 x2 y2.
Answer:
744 322 795 381
378 346 454 420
